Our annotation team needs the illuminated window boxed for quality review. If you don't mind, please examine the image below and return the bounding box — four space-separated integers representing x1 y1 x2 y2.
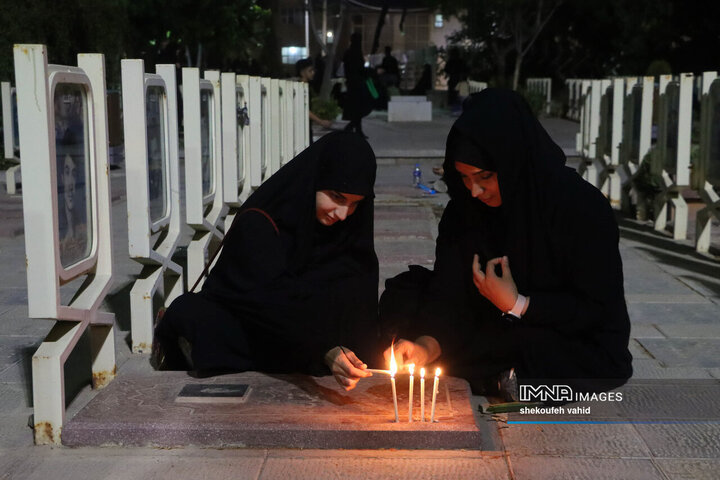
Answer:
435 14 443 28
281 46 308 65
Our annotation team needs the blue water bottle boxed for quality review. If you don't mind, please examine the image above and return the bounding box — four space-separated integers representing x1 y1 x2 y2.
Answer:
413 164 422 186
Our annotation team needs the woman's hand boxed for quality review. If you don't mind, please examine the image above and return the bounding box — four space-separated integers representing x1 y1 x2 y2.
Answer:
382 336 441 371
324 346 372 391
472 254 518 312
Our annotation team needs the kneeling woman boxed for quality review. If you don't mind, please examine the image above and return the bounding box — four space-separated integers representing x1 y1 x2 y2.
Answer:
155 132 379 390
381 89 632 398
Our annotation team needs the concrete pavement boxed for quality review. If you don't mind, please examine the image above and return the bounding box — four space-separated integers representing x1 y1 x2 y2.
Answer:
0 110 719 478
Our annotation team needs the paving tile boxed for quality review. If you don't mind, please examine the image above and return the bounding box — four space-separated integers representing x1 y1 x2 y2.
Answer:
627 303 720 325
500 423 650 457
625 293 709 304
654 458 720 480
374 219 434 239
636 339 720 368
7 447 267 480
0 336 40 379
0 310 53 338
0 382 30 413
260 451 509 480
631 359 714 380
510 456 663 480
0 414 34 449
610 379 720 420
629 338 654 359
635 423 720 458
631 323 666 339
655 323 720 338
375 238 436 264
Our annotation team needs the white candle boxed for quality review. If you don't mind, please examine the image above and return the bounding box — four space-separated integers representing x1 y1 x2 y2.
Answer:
408 364 415 423
389 343 399 422
430 367 441 422
391 375 399 422
420 367 426 422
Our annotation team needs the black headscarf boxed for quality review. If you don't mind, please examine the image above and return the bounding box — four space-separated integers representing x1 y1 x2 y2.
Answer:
442 88 568 292
234 130 376 274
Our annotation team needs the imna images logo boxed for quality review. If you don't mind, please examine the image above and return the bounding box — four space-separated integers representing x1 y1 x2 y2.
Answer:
519 384 623 403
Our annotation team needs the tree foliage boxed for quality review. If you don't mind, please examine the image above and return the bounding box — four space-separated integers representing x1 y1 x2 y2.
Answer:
0 0 271 87
427 0 720 87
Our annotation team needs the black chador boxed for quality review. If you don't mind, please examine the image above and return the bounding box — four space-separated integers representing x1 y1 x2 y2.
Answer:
156 132 380 375
380 89 632 394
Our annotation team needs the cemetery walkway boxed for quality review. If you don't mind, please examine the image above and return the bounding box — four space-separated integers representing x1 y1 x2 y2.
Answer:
0 110 719 479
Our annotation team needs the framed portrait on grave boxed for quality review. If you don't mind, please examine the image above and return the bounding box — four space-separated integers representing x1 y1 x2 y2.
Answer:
260 84 268 173
236 86 246 186
51 79 96 276
600 86 613 159
708 81 720 187
145 83 170 228
628 84 643 163
664 82 680 173
11 88 19 152
200 85 215 202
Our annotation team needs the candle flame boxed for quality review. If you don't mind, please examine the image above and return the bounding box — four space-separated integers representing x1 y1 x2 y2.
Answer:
420 367 426 378
435 367 441 377
389 343 397 377
408 363 415 376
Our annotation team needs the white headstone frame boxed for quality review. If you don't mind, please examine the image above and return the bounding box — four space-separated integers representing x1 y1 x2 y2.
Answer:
260 78 270 181
652 73 693 239
580 79 608 188
694 71 720 253
589 79 614 197
576 80 592 153
527 78 552 115
2 81 21 194
220 72 252 233
606 78 626 208
182 68 226 291
14 45 115 445
247 75 263 188
302 83 310 149
293 81 305 156
268 78 282 176
2 81 17 159
280 80 294 166
467 80 488 94
618 76 655 218
121 60 184 352
566 79 580 120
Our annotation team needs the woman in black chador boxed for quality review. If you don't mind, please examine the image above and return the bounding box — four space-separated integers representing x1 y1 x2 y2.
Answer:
154 132 379 390
380 89 632 398
342 32 370 137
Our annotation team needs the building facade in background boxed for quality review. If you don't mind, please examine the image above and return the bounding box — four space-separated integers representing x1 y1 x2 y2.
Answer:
266 0 461 90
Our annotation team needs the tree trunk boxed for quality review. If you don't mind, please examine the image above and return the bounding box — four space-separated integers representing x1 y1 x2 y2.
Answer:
371 1 390 55
512 53 523 90
319 2 346 100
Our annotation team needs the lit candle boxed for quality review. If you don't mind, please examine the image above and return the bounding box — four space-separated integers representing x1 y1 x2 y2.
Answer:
408 363 415 423
389 344 399 422
420 367 426 422
430 367 441 422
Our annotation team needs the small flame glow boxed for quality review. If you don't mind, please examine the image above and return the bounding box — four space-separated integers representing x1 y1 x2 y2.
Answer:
435 367 441 377
389 343 398 377
420 367 426 378
408 363 415 376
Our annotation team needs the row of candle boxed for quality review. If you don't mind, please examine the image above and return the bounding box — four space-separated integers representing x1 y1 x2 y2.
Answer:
372 364 441 423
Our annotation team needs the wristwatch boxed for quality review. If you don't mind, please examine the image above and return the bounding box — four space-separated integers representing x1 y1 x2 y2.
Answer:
504 294 527 320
